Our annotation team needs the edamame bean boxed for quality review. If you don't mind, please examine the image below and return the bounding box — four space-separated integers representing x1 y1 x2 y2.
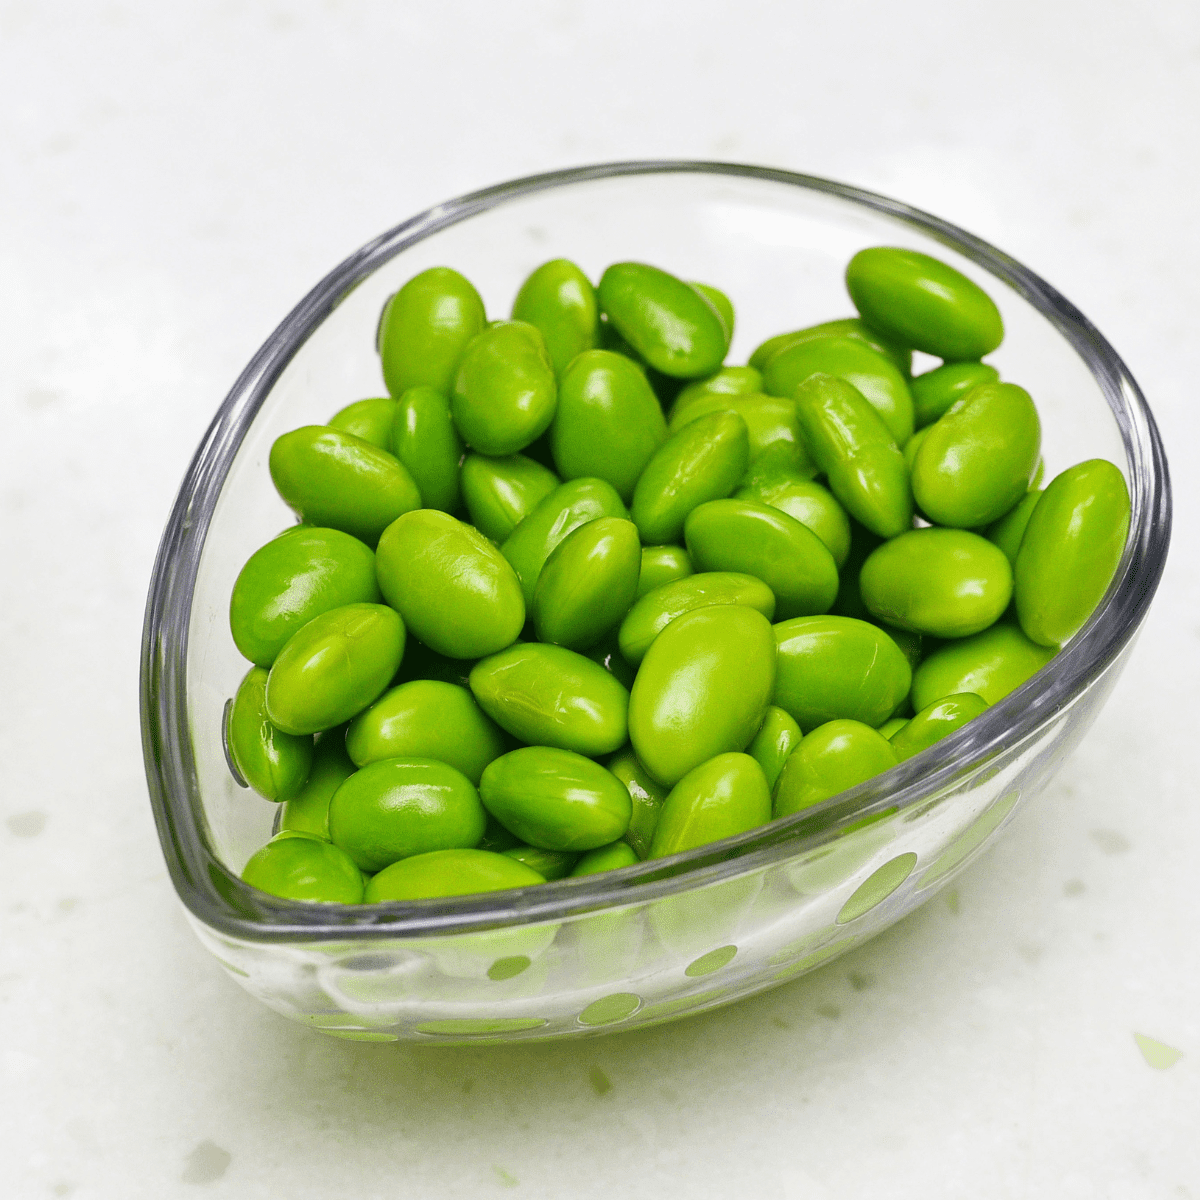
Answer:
532 517 641 649
667 392 815 474
551 350 668 501
749 318 911 377
737 444 820 498
773 616 912 731
860 528 1013 638
469 643 629 756
911 362 1000 429
985 489 1043 566
649 753 771 858
629 605 776 786
511 259 600 375
503 844 580 880
227 666 313 801
607 747 668 859
876 716 909 740
793 374 913 539
597 262 728 378
242 833 364 903
376 509 525 659
618 571 776 666
329 758 487 873
845 247 1004 360
1015 459 1131 647
748 330 801 372
747 705 804 790
671 366 763 419
269 426 422 546
636 545 694 598
773 720 898 817
890 693 988 762
378 266 487 397
762 334 914 445
451 320 557 455
736 468 851 567
364 848 544 901
912 382 1041 527
684 498 839 620
460 453 559 544
265 603 405 735
391 385 463 513
479 746 632 851
329 396 397 448
631 411 750 545
345 680 507 784
690 282 734 343
571 841 639 875
229 526 381 667
911 622 1056 710
501 477 628 605
279 728 356 838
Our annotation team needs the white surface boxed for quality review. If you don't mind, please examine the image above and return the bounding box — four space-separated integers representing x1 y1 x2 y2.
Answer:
2 2 1198 1196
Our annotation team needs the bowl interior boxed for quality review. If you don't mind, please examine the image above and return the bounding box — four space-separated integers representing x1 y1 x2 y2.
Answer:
148 164 1162 941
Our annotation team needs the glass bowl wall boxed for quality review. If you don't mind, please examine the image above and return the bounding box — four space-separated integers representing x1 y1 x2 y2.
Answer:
141 162 1169 1044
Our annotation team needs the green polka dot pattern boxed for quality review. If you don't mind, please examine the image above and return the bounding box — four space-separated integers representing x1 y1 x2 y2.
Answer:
684 944 738 977
836 853 918 924
578 993 642 1026
487 955 532 981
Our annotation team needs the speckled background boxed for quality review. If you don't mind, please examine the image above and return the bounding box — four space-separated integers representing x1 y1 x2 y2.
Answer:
2 2 1197 1196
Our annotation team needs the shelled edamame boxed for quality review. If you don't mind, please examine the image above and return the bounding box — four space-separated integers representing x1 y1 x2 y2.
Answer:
226 249 1131 904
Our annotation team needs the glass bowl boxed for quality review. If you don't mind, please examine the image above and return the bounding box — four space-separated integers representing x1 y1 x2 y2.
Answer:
140 161 1170 1044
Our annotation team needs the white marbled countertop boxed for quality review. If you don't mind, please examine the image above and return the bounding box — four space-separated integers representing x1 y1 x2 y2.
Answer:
2 3 1198 1197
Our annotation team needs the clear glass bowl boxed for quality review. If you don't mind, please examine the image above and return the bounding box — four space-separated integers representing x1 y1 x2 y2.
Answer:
140 162 1170 1044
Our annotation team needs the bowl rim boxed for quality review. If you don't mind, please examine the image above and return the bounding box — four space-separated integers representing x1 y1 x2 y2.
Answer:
140 159 1171 942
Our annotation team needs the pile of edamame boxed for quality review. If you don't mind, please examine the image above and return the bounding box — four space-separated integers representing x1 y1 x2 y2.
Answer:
227 249 1131 905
